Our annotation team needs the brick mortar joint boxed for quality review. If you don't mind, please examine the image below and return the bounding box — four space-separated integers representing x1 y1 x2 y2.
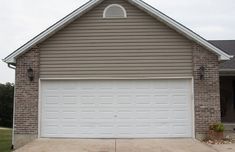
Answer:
192 43 221 135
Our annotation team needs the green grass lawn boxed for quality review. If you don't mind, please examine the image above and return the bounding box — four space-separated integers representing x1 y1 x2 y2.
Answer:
0 128 12 152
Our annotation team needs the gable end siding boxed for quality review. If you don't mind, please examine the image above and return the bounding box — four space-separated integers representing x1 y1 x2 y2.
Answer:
39 0 193 78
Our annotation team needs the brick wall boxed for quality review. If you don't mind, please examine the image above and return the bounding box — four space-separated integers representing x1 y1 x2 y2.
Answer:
14 47 39 137
13 43 221 145
193 44 221 138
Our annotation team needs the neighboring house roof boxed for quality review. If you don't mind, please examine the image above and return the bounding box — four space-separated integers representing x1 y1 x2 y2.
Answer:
3 0 233 64
209 40 235 71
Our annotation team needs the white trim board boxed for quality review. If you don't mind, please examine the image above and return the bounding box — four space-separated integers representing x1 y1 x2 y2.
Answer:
3 0 233 63
38 79 42 138
39 77 194 80
191 78 195 139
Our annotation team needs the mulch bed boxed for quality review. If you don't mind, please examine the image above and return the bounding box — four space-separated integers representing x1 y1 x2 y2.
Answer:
203 139 234 145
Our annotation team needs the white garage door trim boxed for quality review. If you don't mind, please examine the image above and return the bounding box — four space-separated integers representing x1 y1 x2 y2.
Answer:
38 78 195 138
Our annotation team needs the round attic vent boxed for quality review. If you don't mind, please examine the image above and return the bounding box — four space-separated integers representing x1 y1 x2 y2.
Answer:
103 4 127 18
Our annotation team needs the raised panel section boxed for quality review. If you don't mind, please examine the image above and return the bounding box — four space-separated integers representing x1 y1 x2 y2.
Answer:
41 79 192 138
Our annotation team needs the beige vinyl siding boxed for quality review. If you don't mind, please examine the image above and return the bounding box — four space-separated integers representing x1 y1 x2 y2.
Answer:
39 0 193 78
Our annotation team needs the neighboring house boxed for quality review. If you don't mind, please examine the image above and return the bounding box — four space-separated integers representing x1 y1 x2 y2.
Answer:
210 40 235 124
3 0 234 149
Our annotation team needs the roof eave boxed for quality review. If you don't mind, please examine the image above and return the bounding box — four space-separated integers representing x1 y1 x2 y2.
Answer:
2 58 15 64
3 0 232 64
219 55 233 61
3 0 103 64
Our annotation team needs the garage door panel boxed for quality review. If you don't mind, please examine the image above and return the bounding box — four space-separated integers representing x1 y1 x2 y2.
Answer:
172 110 188 119
62 96 77 104
43 96 60 105
43 128 59 136
41 79 192 138
44 112 59 120
61 114 77 120
172 125 191 136
43 120 59 126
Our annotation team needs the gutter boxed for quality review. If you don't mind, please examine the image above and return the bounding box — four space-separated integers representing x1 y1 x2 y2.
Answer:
8 63 16 70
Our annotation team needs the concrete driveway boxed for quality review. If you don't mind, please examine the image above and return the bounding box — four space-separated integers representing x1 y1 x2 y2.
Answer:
14 139 234 152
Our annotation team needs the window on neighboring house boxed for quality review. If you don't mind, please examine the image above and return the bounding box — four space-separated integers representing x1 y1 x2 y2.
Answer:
103 4 127 18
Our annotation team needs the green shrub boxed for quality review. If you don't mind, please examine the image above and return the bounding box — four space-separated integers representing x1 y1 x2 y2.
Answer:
209 123 224 132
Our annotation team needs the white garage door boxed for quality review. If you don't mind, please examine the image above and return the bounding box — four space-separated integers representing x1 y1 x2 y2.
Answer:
40 79 192 138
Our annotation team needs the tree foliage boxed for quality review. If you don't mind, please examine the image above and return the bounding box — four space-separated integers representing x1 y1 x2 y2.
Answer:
0 83 14 128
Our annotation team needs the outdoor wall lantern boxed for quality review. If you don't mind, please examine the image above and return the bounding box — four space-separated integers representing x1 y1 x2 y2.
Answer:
27 67 34 81
199 66 205 80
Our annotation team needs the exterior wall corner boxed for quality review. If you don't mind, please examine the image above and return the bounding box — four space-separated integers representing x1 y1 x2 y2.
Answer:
192 43 221 139
14 46 40 148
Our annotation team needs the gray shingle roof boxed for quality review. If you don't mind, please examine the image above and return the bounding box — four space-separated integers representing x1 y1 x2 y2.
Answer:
209 40 235 70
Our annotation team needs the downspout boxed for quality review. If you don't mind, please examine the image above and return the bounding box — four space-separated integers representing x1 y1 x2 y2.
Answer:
7 63 16 150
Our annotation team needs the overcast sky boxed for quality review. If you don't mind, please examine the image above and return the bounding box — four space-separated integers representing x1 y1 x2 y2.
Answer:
0 0 235 83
